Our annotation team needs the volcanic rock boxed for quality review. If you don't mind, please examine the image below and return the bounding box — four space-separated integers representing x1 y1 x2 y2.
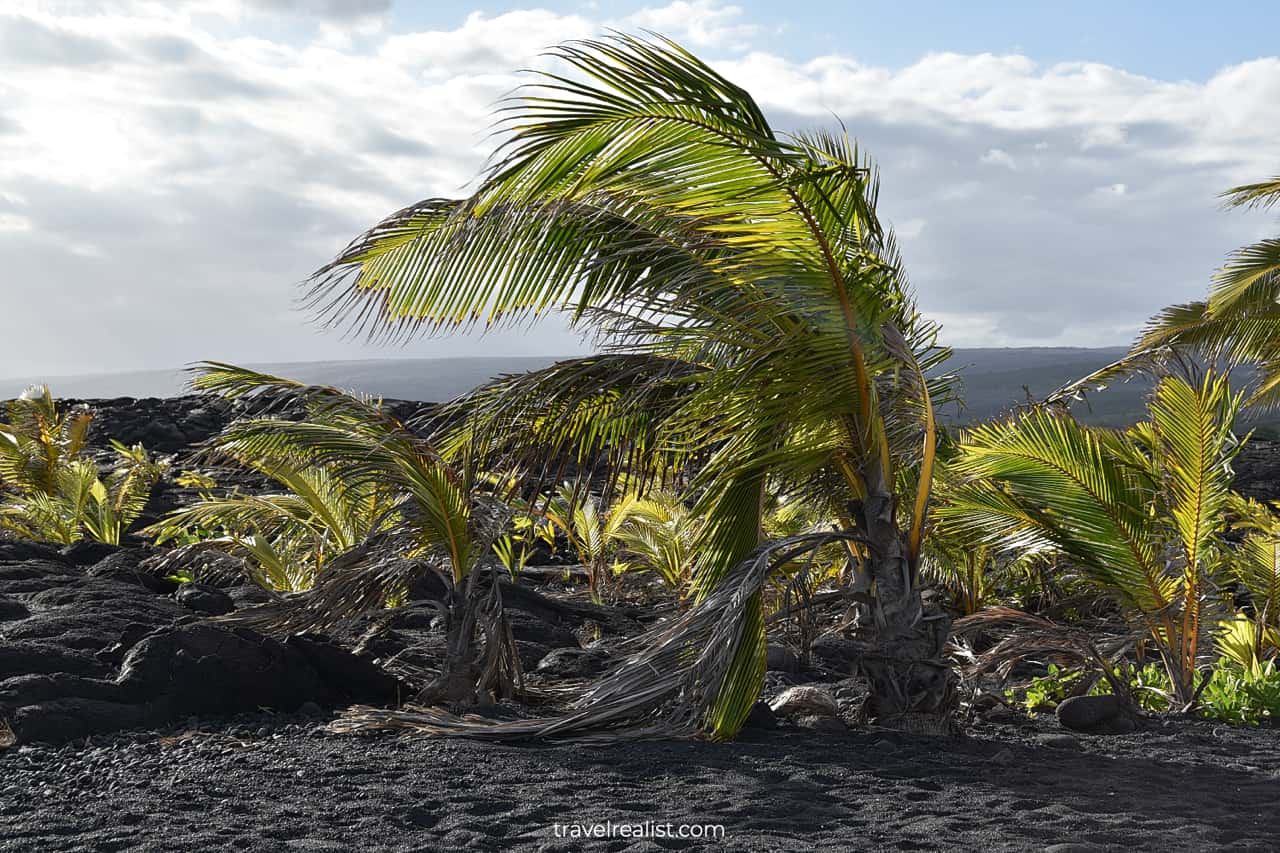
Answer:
174 582 235 615
766 642 800 673
770 685 839 719
1056 694 1136 734
536 647 613 678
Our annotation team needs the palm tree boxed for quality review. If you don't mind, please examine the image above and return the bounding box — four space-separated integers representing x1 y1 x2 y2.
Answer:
175 362 521 706
1050 175 1280 407
543 485 640 600
940 372 1244 706
612 491 702 594
303 34 955 737
0 386 93 498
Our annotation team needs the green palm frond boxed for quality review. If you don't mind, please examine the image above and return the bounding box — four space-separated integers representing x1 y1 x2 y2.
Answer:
437 354 703 498
0 386 94 497
191 362 475 579
160 363 491 628
948 408 1168 611
0 396 166 545
612 492 701 590
1149 373 1242 577
947 372 1253 703
1222 176 1280 211
83 442 168 545
1234 533 1280 628
1208 238 1280 315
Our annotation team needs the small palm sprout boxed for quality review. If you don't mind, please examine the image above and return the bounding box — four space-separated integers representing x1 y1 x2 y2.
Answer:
0 387 167 545
611 492 702 594
543 486 640 600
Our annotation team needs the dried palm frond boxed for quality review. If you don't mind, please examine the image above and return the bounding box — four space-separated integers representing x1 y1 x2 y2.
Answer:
328 531 866 742
952 606 1144 704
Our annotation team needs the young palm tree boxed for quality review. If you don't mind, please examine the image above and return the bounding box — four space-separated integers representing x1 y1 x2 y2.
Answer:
148 441 399 591
0 388 167 545
0 386 93 497
940 372 1243 706
612 491 702 594
543 485 640 600
304 34 955 737
176 362 521 705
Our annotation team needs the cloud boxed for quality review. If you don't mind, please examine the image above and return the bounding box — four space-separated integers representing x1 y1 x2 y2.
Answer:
623 1 758 50
0 213 31 232
980 148 1017 169
245 0 391 19
0 1 1278 378
0 14 122 66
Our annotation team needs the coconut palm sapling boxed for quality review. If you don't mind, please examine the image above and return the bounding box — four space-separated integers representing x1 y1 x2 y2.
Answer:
0 387 168 545
940 372 1245 708
303 34 958 735
176 363 522 706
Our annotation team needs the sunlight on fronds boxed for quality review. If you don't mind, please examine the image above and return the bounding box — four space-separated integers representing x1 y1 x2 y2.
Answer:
0 393 167 545
943 372 1246 705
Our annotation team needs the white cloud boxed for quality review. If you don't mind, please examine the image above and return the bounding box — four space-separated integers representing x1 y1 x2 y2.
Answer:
623 1 757 50
980 148 1017 169
0 0 1278 377
896 218 927 240
0 213 31 232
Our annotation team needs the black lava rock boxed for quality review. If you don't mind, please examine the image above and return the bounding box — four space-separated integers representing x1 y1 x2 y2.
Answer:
535 647 613 678
0 594 30 621
1056 694 1122 733
174 583 236 616
0 545 406 745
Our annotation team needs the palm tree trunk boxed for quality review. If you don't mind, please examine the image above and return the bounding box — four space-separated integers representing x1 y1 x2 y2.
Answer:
856 491 957 731
419 567 522 707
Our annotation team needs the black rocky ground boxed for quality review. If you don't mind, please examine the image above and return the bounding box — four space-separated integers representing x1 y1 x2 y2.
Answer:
0 540 639 747
3 712 1279 851
0 541 406 745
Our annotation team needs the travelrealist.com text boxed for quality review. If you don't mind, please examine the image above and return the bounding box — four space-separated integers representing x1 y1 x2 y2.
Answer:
551 821 726 841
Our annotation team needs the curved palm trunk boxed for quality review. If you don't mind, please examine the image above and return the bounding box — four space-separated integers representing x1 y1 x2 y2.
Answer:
420 566 523 707
856 490 957 730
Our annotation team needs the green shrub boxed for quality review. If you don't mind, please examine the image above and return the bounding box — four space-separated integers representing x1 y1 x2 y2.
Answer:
1199 660 1280 726
1011 663 1084 712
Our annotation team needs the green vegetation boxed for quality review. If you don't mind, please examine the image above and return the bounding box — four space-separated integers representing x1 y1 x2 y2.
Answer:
542 486 639 601
146 392 402 592
8 35 1280 740
167 363 519 705
0 386 166 545
611 492 702 595
941 373 1245 706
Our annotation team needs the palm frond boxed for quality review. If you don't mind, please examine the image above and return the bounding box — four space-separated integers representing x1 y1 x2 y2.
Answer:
329 532 864 741
949 409 1167 611
1222 177 1280 211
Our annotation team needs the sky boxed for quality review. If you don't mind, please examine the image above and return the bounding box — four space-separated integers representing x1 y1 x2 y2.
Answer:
2 0 1279 377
